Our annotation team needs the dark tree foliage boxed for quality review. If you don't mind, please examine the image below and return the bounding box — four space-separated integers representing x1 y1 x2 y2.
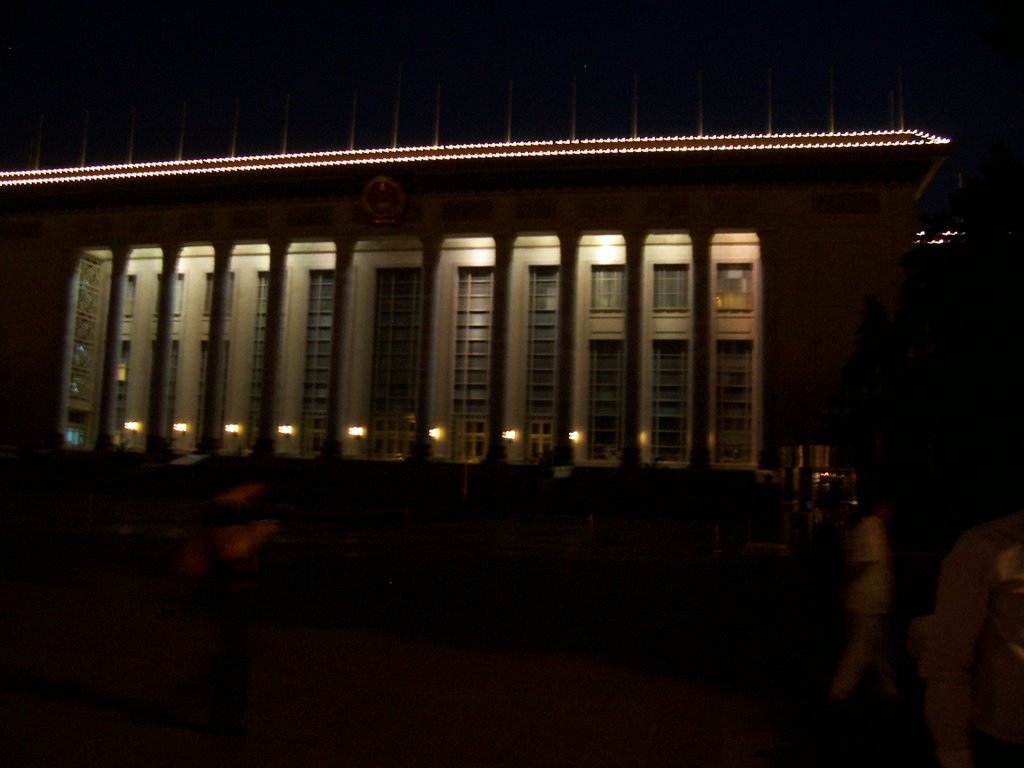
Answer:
830 143 1024 546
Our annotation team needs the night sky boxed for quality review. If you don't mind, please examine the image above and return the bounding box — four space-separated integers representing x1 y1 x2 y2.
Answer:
2 1 1021 217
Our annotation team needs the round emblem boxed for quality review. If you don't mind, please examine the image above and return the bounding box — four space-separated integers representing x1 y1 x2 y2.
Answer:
362 175 406 225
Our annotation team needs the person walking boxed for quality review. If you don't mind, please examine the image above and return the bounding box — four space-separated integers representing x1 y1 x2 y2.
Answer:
828 495 900 702
919 508 1024 768
178 481 277 736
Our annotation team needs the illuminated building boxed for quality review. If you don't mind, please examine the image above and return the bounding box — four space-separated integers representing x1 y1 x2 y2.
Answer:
0 131 947 469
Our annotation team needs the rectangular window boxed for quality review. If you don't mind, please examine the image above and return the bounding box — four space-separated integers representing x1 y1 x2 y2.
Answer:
651 340 688 463
371 268 421 459
653 264 689 311
197 339 229 436
526 266 558 461
123 274 137 317
715 340 753 463
248 272 269 444
150 339 180 436
453 267 493 462
591 265 624 311
301 270 334 455
715 263 753 312
65 411 87 449
204 272 235 316
154 272 185 317
588 340 623 461
116 340 130 444
68 255 102 406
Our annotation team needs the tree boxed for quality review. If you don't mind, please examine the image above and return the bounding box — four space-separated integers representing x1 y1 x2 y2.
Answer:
832 142 1024 545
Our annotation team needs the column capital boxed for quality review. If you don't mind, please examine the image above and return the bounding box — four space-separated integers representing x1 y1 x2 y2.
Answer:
160 242 182 258
212 240 234 259
557 230 580 246
267 237 289 258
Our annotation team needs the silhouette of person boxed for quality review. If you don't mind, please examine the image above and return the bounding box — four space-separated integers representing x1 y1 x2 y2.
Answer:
828 495 900 701
201 481 276 736
919 508 1024 767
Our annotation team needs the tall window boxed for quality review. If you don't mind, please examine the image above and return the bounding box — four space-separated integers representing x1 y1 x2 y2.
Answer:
152 339 180 438
591 265 624 310
301 270 334 455
123 274 137 317
651 340 688 463
453 267 492 462
715 340 753 463
526 266 558 461
248 272 269 445
154 272 184 317
68 255 102 413
203 272 235 316
197 339 229 436
715 263 754 312
371 268 420 459
588 340 623 460
653 264 689 311
116 340 130 445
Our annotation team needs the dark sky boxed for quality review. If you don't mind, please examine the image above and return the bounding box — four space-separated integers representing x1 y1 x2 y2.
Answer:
2 1 1021 217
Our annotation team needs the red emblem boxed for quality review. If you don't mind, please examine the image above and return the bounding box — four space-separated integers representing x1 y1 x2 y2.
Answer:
362 176 406 225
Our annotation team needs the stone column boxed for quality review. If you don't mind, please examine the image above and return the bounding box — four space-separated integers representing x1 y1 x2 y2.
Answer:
322 238 354 458
254 238 288 456
146 243 180 455
95 244 130 451
756 229 779 471
49 253 81 450
410 236 441 461
486 233 514 462
620 231 644 468
198 241 232 453
552 231 578 467
689 229 711 468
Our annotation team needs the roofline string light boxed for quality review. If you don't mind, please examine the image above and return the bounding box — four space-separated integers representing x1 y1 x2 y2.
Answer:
0 129 950 188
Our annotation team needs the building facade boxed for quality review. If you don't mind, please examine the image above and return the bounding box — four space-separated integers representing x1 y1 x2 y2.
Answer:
0 132 947 470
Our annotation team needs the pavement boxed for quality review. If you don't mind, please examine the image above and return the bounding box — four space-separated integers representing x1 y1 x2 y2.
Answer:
0 490 942 767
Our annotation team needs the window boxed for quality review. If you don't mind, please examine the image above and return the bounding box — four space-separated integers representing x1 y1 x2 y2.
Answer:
452 267 493 462
65 411 87 449
248 272 269 444
371 268 421 459
526 266 558 461
203 272 235 316
68 255 101 405
197 339 229 436
116 340 130 445
588 340 623 460
654 264 689 311
651 340 688 462
154 272 185 317
591 265 624 310
123 274 136 317
715 263 753 312
715 340 753 463
301 270 334 455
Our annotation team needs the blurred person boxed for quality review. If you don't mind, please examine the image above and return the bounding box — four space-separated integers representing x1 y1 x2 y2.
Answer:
919 508 1024 768
828 495 900 701
180 481 277 736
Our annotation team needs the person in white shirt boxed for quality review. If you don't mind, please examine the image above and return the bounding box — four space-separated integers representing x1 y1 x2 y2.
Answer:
828 497 900 701
919 509 1024 768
